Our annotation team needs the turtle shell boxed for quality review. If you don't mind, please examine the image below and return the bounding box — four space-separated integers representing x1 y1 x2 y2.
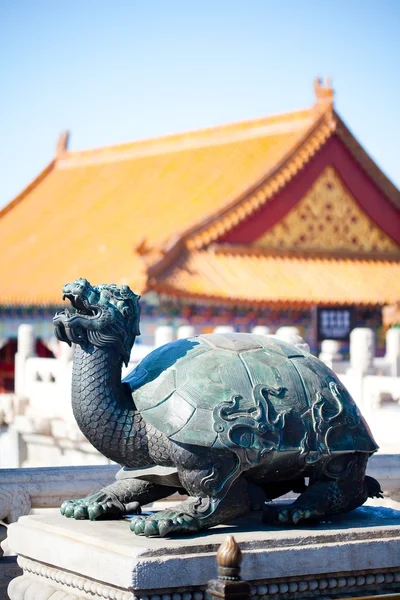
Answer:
124 333 377 458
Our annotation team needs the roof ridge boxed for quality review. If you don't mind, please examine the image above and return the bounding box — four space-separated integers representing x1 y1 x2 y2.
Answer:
56 107 313 166
183 112 334 249
179 108 400 251
142 111 330 280
335 114 400 210
0 160 56 220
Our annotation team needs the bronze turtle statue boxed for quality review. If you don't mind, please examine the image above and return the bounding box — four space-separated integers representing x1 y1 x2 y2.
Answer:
54 279 382 537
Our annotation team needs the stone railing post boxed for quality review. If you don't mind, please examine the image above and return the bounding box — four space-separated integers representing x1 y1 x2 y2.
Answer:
319 339 342 370
275 326 310 353
251 326 270 336
14 325 36 399
206 535 250 600
213 326 235 334
177 325 196 339
154 326 174 348
350 327 376 375
385 327 400 377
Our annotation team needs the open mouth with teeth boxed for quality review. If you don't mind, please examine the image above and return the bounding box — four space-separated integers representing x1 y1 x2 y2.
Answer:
53 279 139 364
53 284 106 347
62 292 94 316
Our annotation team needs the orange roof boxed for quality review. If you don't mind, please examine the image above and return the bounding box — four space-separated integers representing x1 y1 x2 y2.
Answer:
0 107 314 305
153 249 400 306
1 78 399 307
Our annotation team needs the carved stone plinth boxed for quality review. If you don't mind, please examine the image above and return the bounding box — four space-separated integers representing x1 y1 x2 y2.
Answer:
7 504 400 600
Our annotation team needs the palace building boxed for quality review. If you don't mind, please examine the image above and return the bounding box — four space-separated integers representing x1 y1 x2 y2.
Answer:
1 78 399 390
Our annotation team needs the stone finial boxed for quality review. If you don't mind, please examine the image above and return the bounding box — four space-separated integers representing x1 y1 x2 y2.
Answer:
217 535 242 580
313 76 334 110
56 130 70 158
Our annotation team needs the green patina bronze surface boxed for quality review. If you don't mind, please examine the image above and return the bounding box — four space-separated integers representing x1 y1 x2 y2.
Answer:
125 333 376 460
54 279 382 537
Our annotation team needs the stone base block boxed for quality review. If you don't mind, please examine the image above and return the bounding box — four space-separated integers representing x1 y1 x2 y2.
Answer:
7 505 400 599
0 557 21 600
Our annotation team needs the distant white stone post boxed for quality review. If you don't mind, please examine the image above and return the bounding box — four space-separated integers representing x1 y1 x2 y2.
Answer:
251 326 271 336
275 326 310 353
349 328 376 375
177 325 196 339
319 339 342 371
385 327 400 377
14 325 36 399
154 326 174 348
213 326 235 334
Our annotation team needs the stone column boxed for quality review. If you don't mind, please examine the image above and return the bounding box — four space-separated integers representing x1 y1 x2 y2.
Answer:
275 326 310 353
14 325 36 399
319 340 342 371
214 326 235 334
349 328 376 375
154 326 174 348
251 326 270 336
385 328 400 377
177 325 196 339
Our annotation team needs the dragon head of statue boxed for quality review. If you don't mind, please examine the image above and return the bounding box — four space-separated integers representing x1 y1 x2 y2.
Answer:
53 278 141 365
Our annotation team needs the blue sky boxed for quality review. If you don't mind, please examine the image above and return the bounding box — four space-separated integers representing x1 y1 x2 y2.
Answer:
0 0 399 208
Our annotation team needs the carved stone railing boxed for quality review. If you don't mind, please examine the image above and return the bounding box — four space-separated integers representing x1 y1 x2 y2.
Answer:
1 455 398 526
0 465 119 598
0 464 119 524
1 456 399 599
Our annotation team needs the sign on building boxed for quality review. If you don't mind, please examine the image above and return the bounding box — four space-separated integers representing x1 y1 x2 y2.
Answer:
317 307 353 341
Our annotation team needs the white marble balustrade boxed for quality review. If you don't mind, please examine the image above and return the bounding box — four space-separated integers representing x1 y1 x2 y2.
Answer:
0 455 398 527
0 464 119 524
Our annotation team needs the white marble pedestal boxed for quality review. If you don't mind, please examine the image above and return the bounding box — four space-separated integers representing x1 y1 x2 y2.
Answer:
7 505 400 600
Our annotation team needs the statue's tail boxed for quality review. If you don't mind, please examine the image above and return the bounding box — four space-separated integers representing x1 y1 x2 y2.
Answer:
365 475 383 499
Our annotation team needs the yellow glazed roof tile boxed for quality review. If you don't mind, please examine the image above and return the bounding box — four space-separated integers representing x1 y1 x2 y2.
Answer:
155 251 400 306
0 109 314 305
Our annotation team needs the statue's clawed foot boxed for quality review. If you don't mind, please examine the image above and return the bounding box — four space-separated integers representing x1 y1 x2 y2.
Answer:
263 455 375 526
262 503 313 525
60 478 176 521
130 508 200 537
61 490 139 520
130 478 253 537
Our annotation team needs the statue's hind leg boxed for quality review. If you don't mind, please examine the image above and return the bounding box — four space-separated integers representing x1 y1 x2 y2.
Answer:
263 453 382 525
130 447 249 536
61 478 179 521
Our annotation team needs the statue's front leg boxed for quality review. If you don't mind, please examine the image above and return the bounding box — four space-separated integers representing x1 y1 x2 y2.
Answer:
61 478 177 521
